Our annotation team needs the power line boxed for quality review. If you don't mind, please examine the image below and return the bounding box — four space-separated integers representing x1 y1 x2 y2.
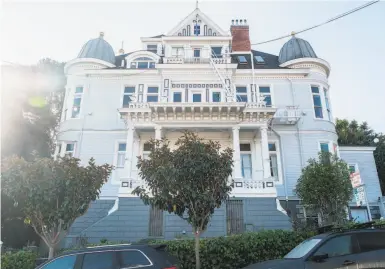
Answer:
251 0 380 46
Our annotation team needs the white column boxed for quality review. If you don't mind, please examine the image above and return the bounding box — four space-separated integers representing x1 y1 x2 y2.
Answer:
131 136 140 175
232 126 242 179
260 126 270 179
125 126 135 178
155 126 162 140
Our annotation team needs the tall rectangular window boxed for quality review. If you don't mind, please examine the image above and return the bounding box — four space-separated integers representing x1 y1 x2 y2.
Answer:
320 142 329 153
147 86 158 102
117 143 126 168
312 86 323 118
212 92 221 102
65 143 75 157
143 143 152 160
211 47 222 58
147 44 157 54
71 86 83 118
259 86 272 107
236 86 248 102
194 25 200 35
193 93 201 102
324 88 331 121
171 47 184 58
123 86 135 107
240 144 252 178
173 92 182 102
269 143 278 180
193 49 201 58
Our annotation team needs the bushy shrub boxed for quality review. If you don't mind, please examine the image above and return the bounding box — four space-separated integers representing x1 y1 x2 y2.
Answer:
154 230 313 269
1 251 37 269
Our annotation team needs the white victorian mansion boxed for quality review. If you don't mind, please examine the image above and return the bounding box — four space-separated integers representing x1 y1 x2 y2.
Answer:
59 6 384 245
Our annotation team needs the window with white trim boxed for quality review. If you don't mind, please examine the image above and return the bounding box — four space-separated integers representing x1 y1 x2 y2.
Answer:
143 143 152 160
147 44 158 54
236 86 248 102
240 143 252 178
71 86 83 118
171 47 184 58
173 92 182 102
259 86 272 107
320 142 329 153
123 86 135 107
147 86 159 102
212 92 221 102
269 143 279 180
117 143 126 168
130 57 155 69
324 88 331 121
311 86 323 119
65 143 75 157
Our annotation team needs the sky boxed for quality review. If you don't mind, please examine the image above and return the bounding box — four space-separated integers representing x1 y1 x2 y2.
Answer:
2 0 385 133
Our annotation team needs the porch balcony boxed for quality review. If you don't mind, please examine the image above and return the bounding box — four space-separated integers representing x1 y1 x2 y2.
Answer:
119 102 277 124
272 106 302 125
118 173 277 198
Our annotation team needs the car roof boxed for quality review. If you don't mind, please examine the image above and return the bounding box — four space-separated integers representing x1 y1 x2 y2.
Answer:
58 244 166 257
310 228 385 240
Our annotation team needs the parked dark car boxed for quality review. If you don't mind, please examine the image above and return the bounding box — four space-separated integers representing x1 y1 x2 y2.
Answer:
35 244 178 269
243 225 385 269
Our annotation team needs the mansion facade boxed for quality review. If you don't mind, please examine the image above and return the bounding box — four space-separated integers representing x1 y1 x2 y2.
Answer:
58 7 384 246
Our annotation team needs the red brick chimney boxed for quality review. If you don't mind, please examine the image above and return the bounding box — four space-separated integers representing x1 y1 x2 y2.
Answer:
230 19 251 52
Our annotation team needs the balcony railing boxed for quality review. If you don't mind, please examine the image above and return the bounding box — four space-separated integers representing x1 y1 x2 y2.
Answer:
163 56 231 64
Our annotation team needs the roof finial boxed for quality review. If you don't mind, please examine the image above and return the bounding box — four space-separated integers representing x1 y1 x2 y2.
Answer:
99 31 105 38
196 0 199 9
291 31 296 37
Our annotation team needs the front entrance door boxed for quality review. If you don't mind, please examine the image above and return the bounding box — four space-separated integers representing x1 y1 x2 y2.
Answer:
226 200 244 235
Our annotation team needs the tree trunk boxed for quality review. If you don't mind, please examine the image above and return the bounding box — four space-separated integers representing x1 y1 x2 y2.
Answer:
48 246 55 259
195 231 201 269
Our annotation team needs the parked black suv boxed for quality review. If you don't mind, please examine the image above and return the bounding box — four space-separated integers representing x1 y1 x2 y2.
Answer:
243 222 385 269
36 244 178 269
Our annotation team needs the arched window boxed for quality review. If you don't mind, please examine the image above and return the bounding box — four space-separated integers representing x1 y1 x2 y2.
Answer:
182 29 186 36
213 32 217 36
208 29 212 36
130 57 156 69
187 25 191 36
204 25 207 36
178 33 181 36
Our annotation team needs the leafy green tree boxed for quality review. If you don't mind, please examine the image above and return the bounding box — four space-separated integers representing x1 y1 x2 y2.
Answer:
133 131 233 269
1 59 66 248
296 152 353 226
1 156 113 259
336 118 385 195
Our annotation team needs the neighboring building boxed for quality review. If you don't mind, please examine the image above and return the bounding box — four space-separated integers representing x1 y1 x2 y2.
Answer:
58 7 384 246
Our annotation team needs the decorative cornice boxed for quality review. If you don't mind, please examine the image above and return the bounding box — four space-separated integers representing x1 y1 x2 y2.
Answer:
339 146 377 152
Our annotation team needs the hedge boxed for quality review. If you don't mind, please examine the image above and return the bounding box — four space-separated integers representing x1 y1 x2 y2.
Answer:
157 230 314 269
1 251 37 269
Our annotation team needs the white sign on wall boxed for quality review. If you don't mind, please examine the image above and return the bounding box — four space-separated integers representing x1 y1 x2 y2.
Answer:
350 172 362 188
353 186 366 206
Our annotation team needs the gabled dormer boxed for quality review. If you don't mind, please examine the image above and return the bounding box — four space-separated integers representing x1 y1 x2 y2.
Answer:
166 7 228 37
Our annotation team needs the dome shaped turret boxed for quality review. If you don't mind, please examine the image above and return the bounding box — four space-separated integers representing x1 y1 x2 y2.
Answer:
77 32 115 64
278 33 317 64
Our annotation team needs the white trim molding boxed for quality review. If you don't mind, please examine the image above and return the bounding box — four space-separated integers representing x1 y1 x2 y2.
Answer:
339 146 377 152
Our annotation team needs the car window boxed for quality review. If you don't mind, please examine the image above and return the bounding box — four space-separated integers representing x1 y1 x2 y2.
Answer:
81 251 115 269
357 232 385 252
119 250 152 268
284 238 322 258
314 235 355 258
41 255 76 269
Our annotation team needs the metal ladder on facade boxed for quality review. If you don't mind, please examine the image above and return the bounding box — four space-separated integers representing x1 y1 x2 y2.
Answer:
209 50 238 102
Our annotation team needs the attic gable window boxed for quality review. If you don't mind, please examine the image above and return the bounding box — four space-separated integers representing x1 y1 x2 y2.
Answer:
130 57 155 69
237 56 247 64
